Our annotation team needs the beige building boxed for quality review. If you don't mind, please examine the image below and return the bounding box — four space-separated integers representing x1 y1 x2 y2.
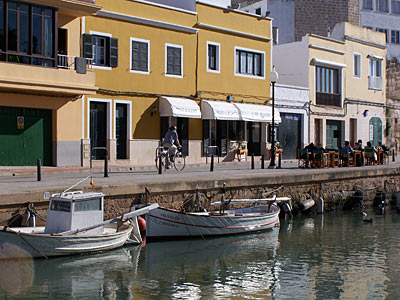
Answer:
273 22 386 149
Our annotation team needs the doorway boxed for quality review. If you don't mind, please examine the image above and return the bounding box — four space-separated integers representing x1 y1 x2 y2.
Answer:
90 102 107 159
116 103 128 159
278 113 302 159
247 122 261 155
326 120 342 150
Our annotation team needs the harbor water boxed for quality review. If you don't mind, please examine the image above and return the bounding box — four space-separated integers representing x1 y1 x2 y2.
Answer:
1 211 399 300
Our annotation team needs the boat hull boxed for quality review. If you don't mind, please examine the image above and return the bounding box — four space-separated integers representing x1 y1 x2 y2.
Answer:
146 206 280 239
0 223 134 259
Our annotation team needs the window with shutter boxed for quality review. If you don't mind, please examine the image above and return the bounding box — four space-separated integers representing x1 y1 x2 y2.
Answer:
86 33 118 68
131 38 149 73
165 44 182 77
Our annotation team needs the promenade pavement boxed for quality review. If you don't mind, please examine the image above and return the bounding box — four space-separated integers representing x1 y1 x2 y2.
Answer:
0 159 399 206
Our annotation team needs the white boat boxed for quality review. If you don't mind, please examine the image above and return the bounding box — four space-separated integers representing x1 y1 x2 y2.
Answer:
0 191 158 259
146 196 290 239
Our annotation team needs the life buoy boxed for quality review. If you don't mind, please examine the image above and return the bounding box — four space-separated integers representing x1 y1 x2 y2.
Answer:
138 216 146 233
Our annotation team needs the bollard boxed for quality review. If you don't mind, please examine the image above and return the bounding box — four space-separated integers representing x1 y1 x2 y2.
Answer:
37 158 41 182
278 152 282 169
158 155 162 174
104 153 109 177
251 153 254 169
393 149 395 162
261 154 264 169
210 154 214 172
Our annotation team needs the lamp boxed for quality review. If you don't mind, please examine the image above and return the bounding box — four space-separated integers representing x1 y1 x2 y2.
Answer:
363 110 368 117
268 66 279 169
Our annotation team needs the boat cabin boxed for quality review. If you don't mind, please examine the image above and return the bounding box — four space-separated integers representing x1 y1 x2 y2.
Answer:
45 191 105 235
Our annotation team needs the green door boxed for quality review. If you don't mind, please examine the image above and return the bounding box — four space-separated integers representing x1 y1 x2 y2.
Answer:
326 120 342 150
0 106 52 166
369 117 382 147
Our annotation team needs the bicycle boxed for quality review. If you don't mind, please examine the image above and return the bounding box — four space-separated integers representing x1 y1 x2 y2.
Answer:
155 146 186 172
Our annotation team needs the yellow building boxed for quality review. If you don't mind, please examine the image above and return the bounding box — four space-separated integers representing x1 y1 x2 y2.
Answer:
273 22 386 149
0 0 100 166
82 0 274 167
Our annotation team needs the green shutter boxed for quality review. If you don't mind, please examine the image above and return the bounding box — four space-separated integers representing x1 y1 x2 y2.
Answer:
82 34 93 59
110 37 118 67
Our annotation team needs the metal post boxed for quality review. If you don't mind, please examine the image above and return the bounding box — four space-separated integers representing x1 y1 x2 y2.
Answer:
278 152 282 169
158 155 162 174
393 149 395 162
37 158 41 182
251 153 254 169
261 154 265 169
104 152 109 177
210 154 214 172
269 80 276 169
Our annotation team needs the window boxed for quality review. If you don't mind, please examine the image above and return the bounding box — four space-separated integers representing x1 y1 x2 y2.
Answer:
315 65 341 107
82 32 118 68
130 38 149 74
74 199 102 212
376 0 389 12
255 7 262 15
392 0 400 13
368 57 383 90
391 30 400 44
353 53 361 77
0 1 55 66
363 0 373 9
376 28 389 42
165 44 182 77
50 200 71 212
207 42 220 73
235 47 264 78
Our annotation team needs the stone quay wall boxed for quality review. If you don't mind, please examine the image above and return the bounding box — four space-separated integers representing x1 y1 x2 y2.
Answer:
2 166 399 225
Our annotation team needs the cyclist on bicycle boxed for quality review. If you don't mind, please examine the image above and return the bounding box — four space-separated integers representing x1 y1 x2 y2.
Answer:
162 125 181 168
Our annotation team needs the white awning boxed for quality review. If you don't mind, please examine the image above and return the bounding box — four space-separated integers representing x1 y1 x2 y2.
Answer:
159 97 201 118
234 103 281 123
201 100 241 120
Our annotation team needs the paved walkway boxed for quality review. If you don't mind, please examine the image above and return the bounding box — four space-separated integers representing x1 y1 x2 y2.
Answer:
0 159 399 206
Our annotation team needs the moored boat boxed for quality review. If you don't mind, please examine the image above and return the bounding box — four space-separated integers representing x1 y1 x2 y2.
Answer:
0 190 158 259
146 196 290 239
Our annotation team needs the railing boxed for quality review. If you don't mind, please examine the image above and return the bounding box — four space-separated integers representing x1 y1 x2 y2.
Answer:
368 76 383 90
316 92 341 107
57 54 93 72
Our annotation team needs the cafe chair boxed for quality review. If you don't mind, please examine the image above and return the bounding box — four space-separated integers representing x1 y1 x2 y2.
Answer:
313 149 326 168
298 149 310 168
364 148 376 165
339 149 354 167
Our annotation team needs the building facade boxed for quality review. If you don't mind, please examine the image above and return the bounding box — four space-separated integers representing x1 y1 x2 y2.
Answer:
81 0 275 167
0 0 100 166
274 23 386 149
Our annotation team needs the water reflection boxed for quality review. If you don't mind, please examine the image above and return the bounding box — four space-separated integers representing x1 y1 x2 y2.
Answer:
1 212 399 300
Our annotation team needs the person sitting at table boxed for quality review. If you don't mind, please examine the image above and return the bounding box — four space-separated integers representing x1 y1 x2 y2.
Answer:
364 141 377 164
340 141 354 166
377 142 389 164
353 140 364 166
315 143 325 152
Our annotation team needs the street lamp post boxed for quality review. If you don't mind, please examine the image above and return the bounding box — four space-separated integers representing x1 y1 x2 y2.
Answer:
268 67 278 169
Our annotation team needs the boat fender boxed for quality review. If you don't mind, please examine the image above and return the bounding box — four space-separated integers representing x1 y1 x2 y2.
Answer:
138 216 146 233
300 199 315 212
281 202 293 218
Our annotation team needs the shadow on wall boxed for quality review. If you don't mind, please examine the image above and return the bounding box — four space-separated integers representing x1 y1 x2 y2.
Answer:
133 100 160 140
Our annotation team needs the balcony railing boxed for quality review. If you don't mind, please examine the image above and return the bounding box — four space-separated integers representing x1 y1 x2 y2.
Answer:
316 92 341 107
57 54 93 73
368 76 382 90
